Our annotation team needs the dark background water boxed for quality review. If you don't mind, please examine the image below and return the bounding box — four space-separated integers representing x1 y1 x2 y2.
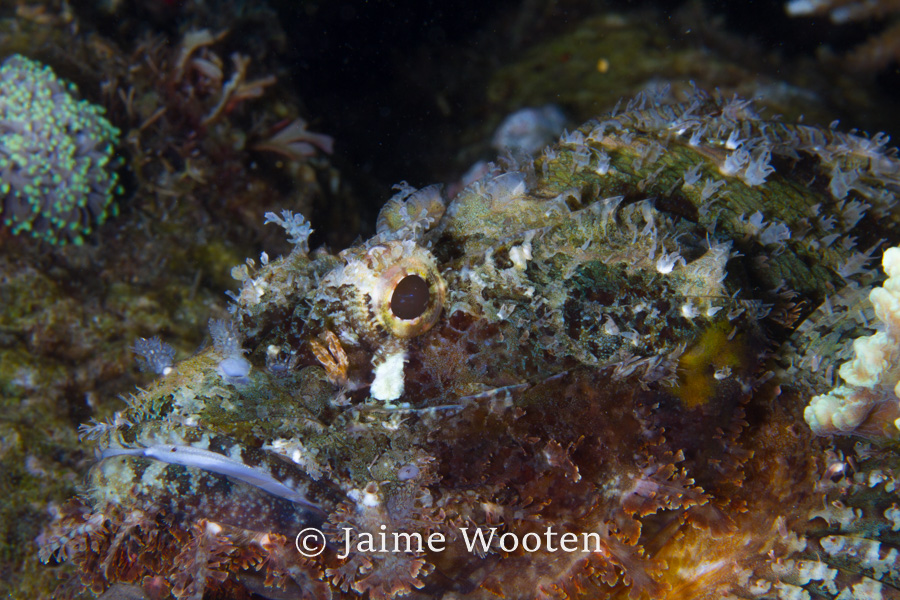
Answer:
83 0 900 229
278 0 898 181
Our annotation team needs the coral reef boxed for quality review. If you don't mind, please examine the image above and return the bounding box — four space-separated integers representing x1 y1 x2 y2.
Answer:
4 1 900 599
38 88 900 599
0 54 120 244
805 246 900 440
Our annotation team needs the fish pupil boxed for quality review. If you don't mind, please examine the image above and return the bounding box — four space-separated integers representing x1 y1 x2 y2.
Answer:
391 275 430 320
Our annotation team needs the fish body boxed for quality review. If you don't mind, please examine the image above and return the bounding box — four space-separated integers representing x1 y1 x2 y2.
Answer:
41 90 900 600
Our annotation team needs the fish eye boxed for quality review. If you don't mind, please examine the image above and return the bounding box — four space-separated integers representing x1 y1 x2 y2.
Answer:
391 275 430 320
328 241 446 340
374 258 445 338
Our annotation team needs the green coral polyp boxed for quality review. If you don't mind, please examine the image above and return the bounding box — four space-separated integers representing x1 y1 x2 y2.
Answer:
0 54 121 244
